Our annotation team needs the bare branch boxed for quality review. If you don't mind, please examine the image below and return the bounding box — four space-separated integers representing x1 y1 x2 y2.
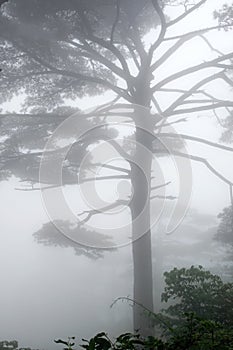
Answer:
151 95 163 114
149 0 167 57
152 53 233 92
164 24 233 41
78 199 129 224
151 181 171 191
106 139 133 162
198 90 223 103
158 133 233 152
165 101 233 117
150 194 177 201
154 117 188 129
155 149 233 186
199 34 224 56
157 87 201 93
91 163 130 174
15 174 131 191
167 0 207 27
222 73 233 87
213 109 226 128
162 72 225 116
15 184 58 191
151 26 231 73
150 28 214 73
79 174 130 184
179 99 216 104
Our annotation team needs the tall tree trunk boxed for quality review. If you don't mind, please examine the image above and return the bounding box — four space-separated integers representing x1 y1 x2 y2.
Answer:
130 96 155 335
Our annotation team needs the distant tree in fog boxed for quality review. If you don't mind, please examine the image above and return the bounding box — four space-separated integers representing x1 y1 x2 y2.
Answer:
160 265 233 326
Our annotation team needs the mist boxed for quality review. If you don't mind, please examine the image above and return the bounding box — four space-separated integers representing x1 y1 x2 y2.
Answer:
0 0 233 349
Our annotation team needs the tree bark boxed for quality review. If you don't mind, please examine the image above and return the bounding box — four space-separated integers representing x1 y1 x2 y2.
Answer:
130 97 155 335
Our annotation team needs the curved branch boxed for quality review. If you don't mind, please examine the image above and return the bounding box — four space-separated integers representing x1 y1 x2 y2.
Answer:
105 139 133 162
165 101 233 117
158 133 233 152
78 199 129 224
152 53 233 92
167 0 207 27
91 163 130 174
155 149 233 186
164 24 233 41
163 72 224 115
199 34 224 56
79 174 130 184
123 38 140 70
7 40 133 102
151 181 171 191
128 26 147 64
69 39 132 83
149 0 167 57
78 6 131 78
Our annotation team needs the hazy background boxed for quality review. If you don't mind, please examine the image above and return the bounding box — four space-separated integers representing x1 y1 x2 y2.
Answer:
0 1 233 349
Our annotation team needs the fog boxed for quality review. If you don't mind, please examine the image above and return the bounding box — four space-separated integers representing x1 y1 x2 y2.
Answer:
0 0 233 349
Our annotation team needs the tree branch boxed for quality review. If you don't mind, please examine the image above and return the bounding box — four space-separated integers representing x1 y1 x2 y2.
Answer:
152 53 233 92
158 133 233 152
149 0 167 57
79 7 132 79
150 194 177 201
167 0 207 27
128 26 147 65
105 139 133 162
163 72 224 115
91 163 130 174
69 39 133 83
164 101 233 117
9 39 132 101
199 34 224 56
110 0 121 44
155 149 233 186
164 24 233 41
221 73 233 87
15 174 131 191
151 181 171 191
123 37 141 70
77 199 129 224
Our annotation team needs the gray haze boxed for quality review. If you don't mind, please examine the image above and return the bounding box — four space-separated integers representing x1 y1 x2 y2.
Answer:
0 0 233 349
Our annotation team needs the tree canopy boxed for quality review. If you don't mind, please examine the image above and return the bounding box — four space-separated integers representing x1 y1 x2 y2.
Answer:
160 265 233 326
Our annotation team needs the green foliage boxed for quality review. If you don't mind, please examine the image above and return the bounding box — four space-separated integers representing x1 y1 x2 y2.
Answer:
55 318 233 350
159 265 233 327
54 337 76 350
166 313 233 350
55 267 233 349
55 332 165 350
0 341 18 350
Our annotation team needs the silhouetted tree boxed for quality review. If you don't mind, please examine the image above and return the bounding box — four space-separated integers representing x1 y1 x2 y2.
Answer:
1 0 233 335
215 206 233 249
